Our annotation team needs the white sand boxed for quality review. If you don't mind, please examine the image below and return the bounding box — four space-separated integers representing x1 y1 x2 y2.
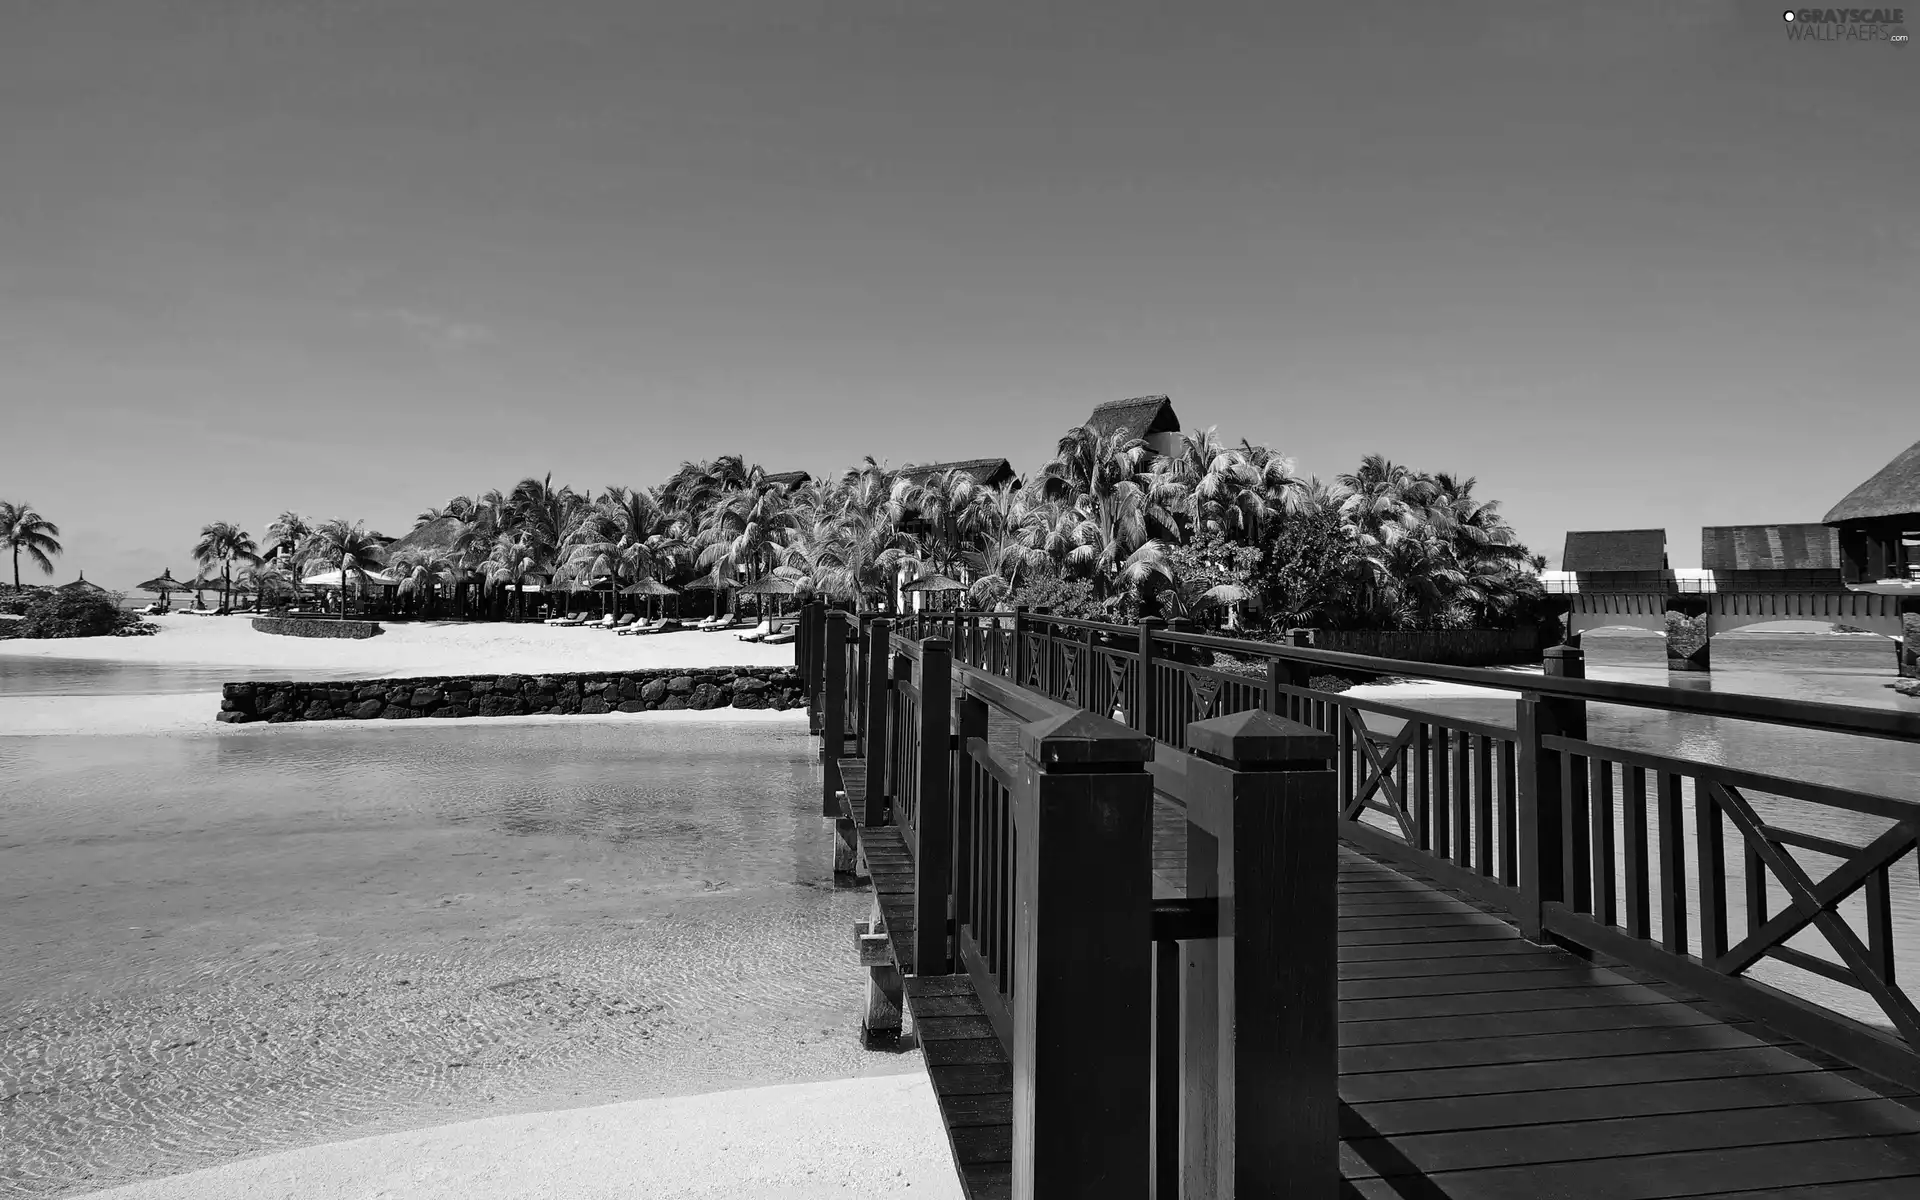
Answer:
71 1074 963 1200
0 617 802 736
0 614 796 675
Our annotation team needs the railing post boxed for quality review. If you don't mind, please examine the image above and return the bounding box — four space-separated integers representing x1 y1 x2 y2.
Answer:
1517 644 1586 941
803 601 822 735
1013 709 1155 1200
864 615 892 823
1138 616 1164 742
1080 622 1097 714
822 612 847 817
1013 605 1030 686
914 637 954 974
1180 710 1339 1199
1266 629 1313 722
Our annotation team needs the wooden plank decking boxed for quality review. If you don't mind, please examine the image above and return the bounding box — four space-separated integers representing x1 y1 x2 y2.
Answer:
833 747 1920 1199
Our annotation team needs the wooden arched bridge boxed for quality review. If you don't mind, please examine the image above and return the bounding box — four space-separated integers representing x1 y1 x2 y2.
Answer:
798 604 1920 1199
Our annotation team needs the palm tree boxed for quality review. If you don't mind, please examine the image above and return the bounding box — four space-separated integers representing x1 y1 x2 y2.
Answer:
389 549 455 616
480 533 543 621
265 511 311 566
193 522 263 611
0 501 62 589
302 519 387 619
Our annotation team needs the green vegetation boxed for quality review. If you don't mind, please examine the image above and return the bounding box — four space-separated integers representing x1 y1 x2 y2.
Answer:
0 589 152 639
250 419 1540 631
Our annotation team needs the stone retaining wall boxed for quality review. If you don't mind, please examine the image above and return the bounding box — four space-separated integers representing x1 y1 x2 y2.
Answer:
218 666 802 724
252 616 383 639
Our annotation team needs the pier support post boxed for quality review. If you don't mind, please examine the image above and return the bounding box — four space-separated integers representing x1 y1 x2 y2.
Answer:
863 898 906 1049
1180 709 1339 1200
1517 645 1587 942
1900 610 1919 680
864 617 892 818
1665 603 1711 672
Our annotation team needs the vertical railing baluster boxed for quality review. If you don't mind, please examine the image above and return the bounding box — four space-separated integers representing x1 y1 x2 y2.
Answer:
1591 758 1616 927
865 619 891 823
1474 734 1493 877
1429 725 1449 860
1498 739 1517 886
1452 728 1471 868
1139 617 1163 747
1624 765 1650 939
1744 831 1767 944
1657 771 1688 955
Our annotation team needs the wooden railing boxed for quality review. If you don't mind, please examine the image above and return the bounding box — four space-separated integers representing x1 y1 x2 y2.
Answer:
890 604 1920 1094
800 601 1341 1197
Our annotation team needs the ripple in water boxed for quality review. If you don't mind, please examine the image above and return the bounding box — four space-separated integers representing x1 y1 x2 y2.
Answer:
0 720 890 1199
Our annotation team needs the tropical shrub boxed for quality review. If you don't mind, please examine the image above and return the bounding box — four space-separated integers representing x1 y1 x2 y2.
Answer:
0 590 146 639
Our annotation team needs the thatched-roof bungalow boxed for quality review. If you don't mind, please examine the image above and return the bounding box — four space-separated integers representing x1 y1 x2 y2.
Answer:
1823 437 1920 583
896 458 1018 490
1086 394 1182 458
1701 523 1844 589
384 515 466 560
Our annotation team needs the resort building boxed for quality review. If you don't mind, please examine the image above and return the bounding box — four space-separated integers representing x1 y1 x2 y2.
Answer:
1824 436 1920 583
1084 394 1183 458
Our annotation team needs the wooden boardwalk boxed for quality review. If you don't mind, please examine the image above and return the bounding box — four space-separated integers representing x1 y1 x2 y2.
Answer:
837 751 1920 1200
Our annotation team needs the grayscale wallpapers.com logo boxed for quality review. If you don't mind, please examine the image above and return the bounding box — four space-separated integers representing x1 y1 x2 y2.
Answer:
1783 8 1910 40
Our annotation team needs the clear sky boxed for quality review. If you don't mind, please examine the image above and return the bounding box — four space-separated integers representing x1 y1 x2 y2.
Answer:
2 0 1914 589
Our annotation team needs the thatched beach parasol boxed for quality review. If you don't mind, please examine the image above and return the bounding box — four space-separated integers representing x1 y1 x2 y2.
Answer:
136 571 192 604
903 571 968 612
622 578 679 620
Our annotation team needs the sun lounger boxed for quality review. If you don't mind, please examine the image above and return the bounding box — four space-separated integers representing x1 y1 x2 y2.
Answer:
762 628 796 645
613 613 638 628
580 614 617 629
616 618 663 635
734 619 775 642
545 612 587 626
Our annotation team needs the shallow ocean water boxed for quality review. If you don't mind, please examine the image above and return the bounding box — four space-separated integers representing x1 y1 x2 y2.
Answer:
0 719 883 1199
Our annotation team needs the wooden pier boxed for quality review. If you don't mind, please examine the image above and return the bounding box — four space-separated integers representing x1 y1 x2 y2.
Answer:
798 604 1920 1198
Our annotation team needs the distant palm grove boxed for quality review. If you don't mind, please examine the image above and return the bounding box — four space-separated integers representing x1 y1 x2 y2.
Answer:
208 408 1545 635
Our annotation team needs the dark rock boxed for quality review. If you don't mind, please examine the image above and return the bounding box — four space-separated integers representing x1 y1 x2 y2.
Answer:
618 700 646 713
356 684 386 700
446 689 472 704
641 679 668 702
381 704 417 719
351 699 385 720
578 698 611 715
429 705 470 718
732 693 764 709
410 687 442 708
303 701 335 720
386 688 411 704
222 682 255 700
497 676 524 693
328 687 355 703
732 677 769 694
661 696 687 710
470 680 494 695
215 709 248 723
667 675 693 694
619 678 643 700
259 691 289 715
584 681 608 695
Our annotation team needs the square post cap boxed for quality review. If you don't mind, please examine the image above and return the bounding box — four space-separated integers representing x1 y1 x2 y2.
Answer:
1186 709 1336 766
1019 709 1154 767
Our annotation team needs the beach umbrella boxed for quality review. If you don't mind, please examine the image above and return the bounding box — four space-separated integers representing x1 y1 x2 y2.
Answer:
738 574 799 621
903 571 968 613
136 571 191 603
622 578 678 621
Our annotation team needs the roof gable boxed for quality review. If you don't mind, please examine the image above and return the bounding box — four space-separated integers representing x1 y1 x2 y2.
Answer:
1701 524 1841 571
897 458 1017 487
1822 437 1920 525
1562 529 1667 573
1085 395 1180 443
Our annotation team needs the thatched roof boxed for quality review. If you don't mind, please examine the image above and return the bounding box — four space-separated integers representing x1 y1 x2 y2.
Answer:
763 470 811 488
1701 524 1841 571
738 575 799 596
56 575 111 595
135 571 192 593
1562 530 1667 573
622 578 678 596
384 515 467 559
897 458 1018 488
1086 395 1180 443
1823 437 1920 524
